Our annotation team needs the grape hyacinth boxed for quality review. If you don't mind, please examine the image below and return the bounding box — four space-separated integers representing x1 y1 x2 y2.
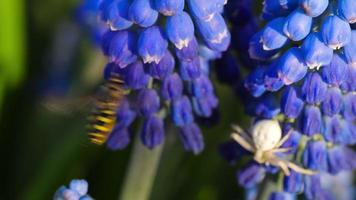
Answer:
94 0 230 154
53 179 93 200
221 0 356 199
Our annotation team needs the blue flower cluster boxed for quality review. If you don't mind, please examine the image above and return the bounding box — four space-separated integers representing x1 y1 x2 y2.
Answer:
221 0 355 199
54 179 93 200
96 0 230 154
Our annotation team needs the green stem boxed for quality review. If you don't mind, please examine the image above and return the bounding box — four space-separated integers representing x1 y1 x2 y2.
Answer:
256 175 277 200
119 133 164 200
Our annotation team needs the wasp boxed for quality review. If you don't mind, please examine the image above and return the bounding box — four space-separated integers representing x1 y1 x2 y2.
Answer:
88 73 125 145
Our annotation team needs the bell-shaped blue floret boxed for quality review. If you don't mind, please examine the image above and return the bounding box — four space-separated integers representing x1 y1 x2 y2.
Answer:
166 11 195 49
343 30 356 67
283 170 304 193
338 0 356 24
148 50 175 80
283 9 313 41
107 127 130 150
187 0 221 20
321 87 343 116
154 0 184 16
261 17 289 50
300 0 329 17
99 0 133 30
244 67 266 97
175 37 199 62
263 0 299 20
269 192 295 200
192 96 218 117
327 146 356 174
115 98 136 128
247 94 281 119
69 180 88 196
141 115 165 149
178 123 204 154
303 140 328 171
340 64 356 92
300 105 322 136
281 86 304 119
161 73 183 100
264 63 284 92
137 89 160 117
343 93 356 121
249 31 279 61
301 73 327 104
321 54 348 86
121 61 149 89
195 13 231 51
179 57 201 80
128 0 158 27
323 115 352 144
101 30 137 68
171 96 194 126
237 162 265 188
320 15 352 49
138 26 168 64
277 48 307 85
300 32 333 69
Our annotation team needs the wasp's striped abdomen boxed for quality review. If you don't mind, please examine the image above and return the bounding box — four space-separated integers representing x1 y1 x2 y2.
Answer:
88 75 125 145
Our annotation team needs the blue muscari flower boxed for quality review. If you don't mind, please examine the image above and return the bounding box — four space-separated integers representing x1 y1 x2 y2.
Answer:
179 57 201 80
261 17 289 50
322 115 351 144
248 31 279 61
138 26 168 64
269 192 295 200
327 145 356 174
141 115 165 148
301 0 329 17
300 105 322 136
178 123 204 154
154 0 184 16
342 30 356 67
277 48 307 85
301 73 327 104
320 15 351 49
175 37 199 61
107 127 130 150
171 96 194 126
281 86 304 119
166 12 195 49
120 61 149 89
321 54 348 87
148 50 175 80
321 87 343 116
161 73 183 100
244 67 267 97
187 0 223 20
342 93 356 121
340 63 356 92
303 140 328 171
338 0 356 24
283 9 312 41
247 94 280 119
99 0 133 31
237 162 265 188
264 62 285 92
137 89 160 117
128 0 158 27
54 179 93 200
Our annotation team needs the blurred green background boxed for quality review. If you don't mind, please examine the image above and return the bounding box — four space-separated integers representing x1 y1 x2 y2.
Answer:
0 0 249 199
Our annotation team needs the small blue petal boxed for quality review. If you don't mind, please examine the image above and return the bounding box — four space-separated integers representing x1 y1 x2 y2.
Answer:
269 192 295 200
106 127 130 150
327 146 356 174
62 189 81 200
141 115 165 149
323 115 351 144
300 32 333 69
128 0 158 27
101 30 137 68
247 94 281 119
281 86 304 119
304 175 323 200
175 37 199 62
248 31 279 61
148 50 175 79
338 0 356 24
343 30 356 67
303 140 328 171
321 87 343 116
190 75 215 98
69 180 88 196
340 64 356 92
343 92 356 121
161 73 183 100
283 9 312 41
122 61 149 89
179 57 201 81
277 48 307 85
301 105 322 136
187 0 222 20
263 0 299 20
237 162 265 188
99 0 133 30
178 123 204 154
116 98 136 127
301 72 327 104
320 15 352 49
261 17 289 50
264 63 285 92
138 26 168 64
166 11 195 49
192 96 218 117
137 89 160 117
244 67 266 97
321 54 348 86
154 0 184 16
301 0 329 17
171 96 194 126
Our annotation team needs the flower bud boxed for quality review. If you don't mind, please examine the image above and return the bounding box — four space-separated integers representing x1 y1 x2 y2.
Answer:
320 15 351 49
166 11 195 49
128 0 158 27
283 169 304 193
248 31 279 61
261 17 289 50
321 87 343 116
179 57 201 80
69 180 88 196
161 73 183 100
244 67 266 97
281 86 304 119
107 127 130 150
99 0 132 30
303 140 327 171
171 96 194 126
116 98 136 127
137 89 160 117
327 146 356 174
338 0 356 24
269 192 295 200
323 115 352 144
138 26 168 64
283 9 312 41
321 54 348 86
343 30 356 67
277 48 307 85
301 0 329 17
301 105 322 136
148 50 175 79
343 93 356 121
301 73 327 104
141 116 165 149
154 0 184 16
187 0 221 20
122 61 149 89
175 37 199 61
179 123 204 154
237 162 265 188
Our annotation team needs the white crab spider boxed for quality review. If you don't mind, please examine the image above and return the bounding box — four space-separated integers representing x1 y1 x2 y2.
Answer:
231 119 315 176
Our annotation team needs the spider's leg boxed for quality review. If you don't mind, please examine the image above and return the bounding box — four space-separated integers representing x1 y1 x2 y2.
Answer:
231 124 254 145
286 162 316 175
268 147 292 154
231 133 255 152
267 155 291 176
276 129 293 148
